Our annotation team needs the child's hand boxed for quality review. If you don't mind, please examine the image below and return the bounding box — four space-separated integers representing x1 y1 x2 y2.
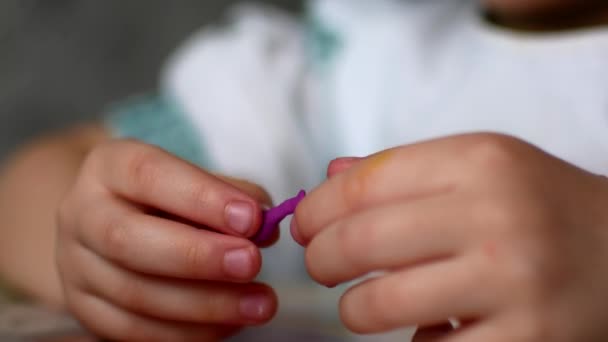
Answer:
293 133 608 342
56 139 277 341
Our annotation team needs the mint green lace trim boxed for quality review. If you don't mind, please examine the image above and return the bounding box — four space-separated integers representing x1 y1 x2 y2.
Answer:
304 4 343 70
105 93 210 168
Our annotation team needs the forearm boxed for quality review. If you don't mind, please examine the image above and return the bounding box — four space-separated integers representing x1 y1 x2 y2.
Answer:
0 125 107 307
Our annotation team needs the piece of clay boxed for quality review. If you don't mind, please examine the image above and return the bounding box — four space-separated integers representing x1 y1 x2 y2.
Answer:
252 190 306 244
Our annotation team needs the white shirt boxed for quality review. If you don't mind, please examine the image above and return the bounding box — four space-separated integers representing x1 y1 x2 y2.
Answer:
164 0 608 196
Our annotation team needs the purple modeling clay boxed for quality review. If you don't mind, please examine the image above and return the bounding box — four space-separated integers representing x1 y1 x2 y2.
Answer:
252 190 306 244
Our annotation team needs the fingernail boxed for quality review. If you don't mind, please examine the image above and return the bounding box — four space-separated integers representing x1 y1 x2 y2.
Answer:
223 248 254 279
240 293 273 320
290 218 304 246
226 201 254 235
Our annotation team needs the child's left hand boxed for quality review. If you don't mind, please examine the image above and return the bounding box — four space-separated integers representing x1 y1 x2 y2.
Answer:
292 133 608 342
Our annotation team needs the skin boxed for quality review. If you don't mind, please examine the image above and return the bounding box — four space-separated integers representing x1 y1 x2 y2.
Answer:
293 133 608 341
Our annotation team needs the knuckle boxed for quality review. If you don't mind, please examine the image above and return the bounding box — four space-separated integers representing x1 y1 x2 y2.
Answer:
336 222 367 271
341 173 369 210
102 214 132 260
125 144 163 193
81 143 104 170
473 196 527 237
182 241 211 274
475 198 515 231
502 252 544 298
198 294 230 322
85 139 132 171
189 183 215 212
464 133 521 173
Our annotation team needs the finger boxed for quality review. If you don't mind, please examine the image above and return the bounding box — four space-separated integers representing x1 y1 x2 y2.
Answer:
75 245 276 324
304 195 467 285
78 197 261 281
69 292 240 342
413 323 454 342
339 256 491 334
154 175 274 230
327 157 364 178
295 136 478 243
92 140 263 237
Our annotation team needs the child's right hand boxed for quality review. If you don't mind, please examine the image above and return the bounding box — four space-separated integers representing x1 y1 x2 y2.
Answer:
56 139 277 341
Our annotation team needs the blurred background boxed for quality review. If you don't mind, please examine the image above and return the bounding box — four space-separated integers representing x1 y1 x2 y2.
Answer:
0 0 301 159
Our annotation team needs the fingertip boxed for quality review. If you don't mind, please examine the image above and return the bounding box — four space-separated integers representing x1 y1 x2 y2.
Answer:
291 193 314 245
327 157 364 178
234 283 279 325
290 217 305 246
